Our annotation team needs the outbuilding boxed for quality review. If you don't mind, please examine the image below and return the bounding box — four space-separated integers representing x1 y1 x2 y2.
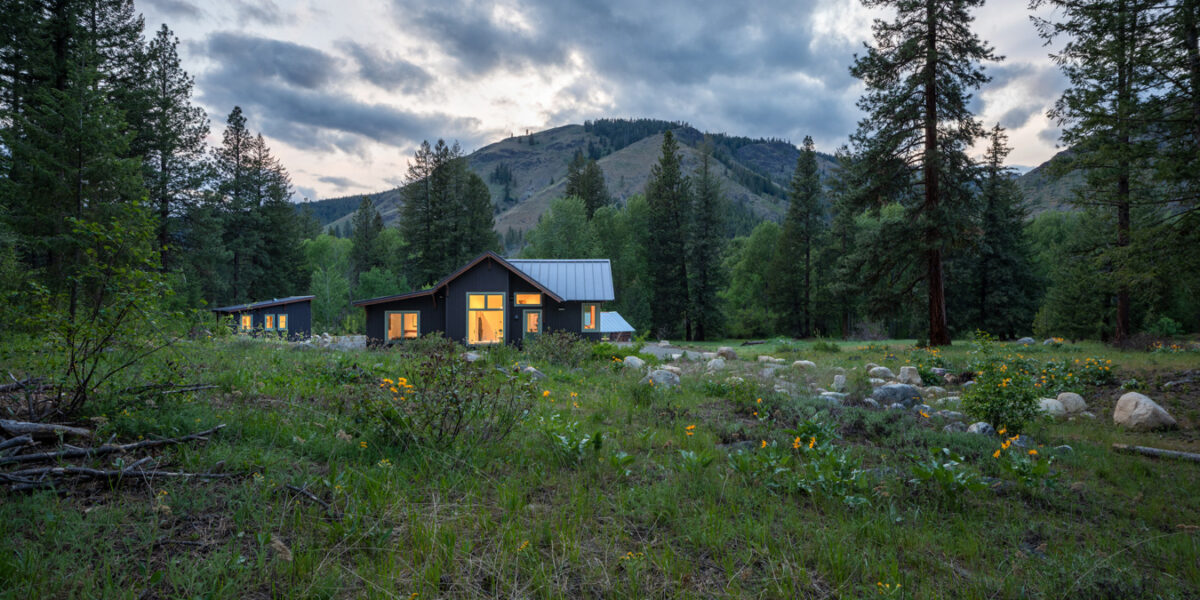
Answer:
213 295 313 340
354 251 615 346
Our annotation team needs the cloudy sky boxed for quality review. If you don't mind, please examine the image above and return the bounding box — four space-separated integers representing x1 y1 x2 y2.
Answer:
140 0 1068 202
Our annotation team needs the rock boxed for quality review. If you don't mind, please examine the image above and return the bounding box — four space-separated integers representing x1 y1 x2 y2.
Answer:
821 392 846 405
1113 392 1177 431
1016 337 1035 346
701 352 717 360
658 340 670 347
793 360 817 370
463 351 482 362
1038 398 1067 418
922 386 947 399
757 355 773 363
1079 411 1096 419
668 353 684 361
832 374 847 392
936 396 961 407
860 398 881 409
661 365 683 376
914 404 933 414
623 355 646 370
870 383 924 408
705 358 726 371
717 346 737 360
868 366 895 380
1043 338 1061 346
930 367 950 376
962 381 976 389
640 369 680 388
870 378 887 387
832 367 846 375
889 403 906 410
942 422 968 433
759 367 779 379
865 362 880 371
898 366 922 386
522 366 547 380
1057 392 1087 414
967 422 996 436
935 410 965 422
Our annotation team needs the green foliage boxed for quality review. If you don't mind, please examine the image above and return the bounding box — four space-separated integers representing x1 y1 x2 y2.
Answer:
811 340 841 353
354 267 406 301
960 332 1041 432
686 146 727 340
646 130 691 339
349 197 384 283
909 447 988 502
523 330 591 368
721 222 781 337
993 437 1058 493
1147 316 1184 338
521 196 599 259
565 151 610 218
538 414 602 467
309 266 351 333
772 136 824 338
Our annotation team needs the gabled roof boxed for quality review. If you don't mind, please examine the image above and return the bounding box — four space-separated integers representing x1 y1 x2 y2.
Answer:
352 252 569 307
599 311 634 333
212 295 314 313
507 259 615 302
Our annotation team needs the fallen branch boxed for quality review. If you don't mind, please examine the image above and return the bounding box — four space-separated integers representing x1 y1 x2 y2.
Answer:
285 484 343 520
0 376 43 394
159 384 217 396
0 424 226 466
0 419 92 440
0 435 34 453
739 340 767 346
1113 443 1200 463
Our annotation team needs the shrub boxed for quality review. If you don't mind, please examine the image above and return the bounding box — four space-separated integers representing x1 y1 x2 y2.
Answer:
810 339 841 353
538 414 602 467
524 330 591 367
359 340 533 451
590 342 655 365
991 432 1057 492
1147 316 1184 338
960 332 1041 432
909 447 988 502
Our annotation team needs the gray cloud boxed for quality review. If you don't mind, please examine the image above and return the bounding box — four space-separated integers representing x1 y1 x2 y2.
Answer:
1038 127 1062 145
231 0 293 26
205 32 338 90
318 175 364 190
338 41 434 94
295 186 319 202
146 0 202 19
998 101 1046 130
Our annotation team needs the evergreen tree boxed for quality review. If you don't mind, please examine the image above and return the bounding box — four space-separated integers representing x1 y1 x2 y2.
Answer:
349 197 383 284
771 136 824 338
567 151 610 218
521 196 598 258
849 0 999 346
822 146 864 337
213 106 258 302
721 222 781 337
1032 0 1160 342
645 130 691 338
686 146 726 340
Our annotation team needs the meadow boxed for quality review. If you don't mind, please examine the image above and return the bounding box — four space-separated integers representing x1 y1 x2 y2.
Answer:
1 335 1198 599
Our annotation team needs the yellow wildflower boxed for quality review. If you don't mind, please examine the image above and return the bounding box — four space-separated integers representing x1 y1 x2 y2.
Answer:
761 440 767 449
542 390 550 397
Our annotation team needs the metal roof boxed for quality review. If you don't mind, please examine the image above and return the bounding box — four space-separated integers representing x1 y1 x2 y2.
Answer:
508 259 615 301
212 295 314 313
599 311 634 333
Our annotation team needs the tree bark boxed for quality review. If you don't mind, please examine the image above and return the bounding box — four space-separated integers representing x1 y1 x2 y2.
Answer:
924 0 951 346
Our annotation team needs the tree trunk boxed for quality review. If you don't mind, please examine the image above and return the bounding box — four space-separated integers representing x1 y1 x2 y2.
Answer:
1183 0 1200 152
1114 0 1133 344
803 239 811 338
924 0 951 346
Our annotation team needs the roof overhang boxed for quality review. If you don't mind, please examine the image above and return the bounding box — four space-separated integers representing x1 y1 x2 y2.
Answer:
212 295 315 313
352 252 565 307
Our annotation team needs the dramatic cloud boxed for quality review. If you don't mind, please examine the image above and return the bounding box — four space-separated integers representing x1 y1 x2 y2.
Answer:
339 41 434 94
318 175 365 190
205 33 339 90
144 0 202 20
231 0 293 26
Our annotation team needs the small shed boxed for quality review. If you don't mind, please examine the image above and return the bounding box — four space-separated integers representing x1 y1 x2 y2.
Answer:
599 311 635 342
212 295 313 340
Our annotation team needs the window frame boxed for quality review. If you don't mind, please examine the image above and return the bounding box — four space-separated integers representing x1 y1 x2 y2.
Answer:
276 313 288 332
514 292 542 307
384 310 421 342
581 303 600 331
466 292 505 346
264 314 275 330
239 314 253 332
522 309 543 339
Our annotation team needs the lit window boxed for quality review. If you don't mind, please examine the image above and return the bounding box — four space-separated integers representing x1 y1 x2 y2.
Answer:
277 314 288 331
582 303 599 331
387 311 420 341
524 310 541 336
264 314 275 330
240 315 252 331
468 293 504 345
515 293 541 306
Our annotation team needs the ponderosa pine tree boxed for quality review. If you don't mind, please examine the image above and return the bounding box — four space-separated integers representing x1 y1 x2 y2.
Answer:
349 197 384 285
849 0 999 346
645 130 691 338
566 151 610 218
1032 0 1160 343
772 136 824 338
213 107 257 302
686 146 726 340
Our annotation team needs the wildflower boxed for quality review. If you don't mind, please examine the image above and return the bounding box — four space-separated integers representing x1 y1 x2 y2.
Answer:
993 449 1001 459
542 390 550 397
808 436 816 449
518 540 529 552
756 398 762 404
570 392 578 399
761 440 767 449
359 441 367 449
1028 449 1038 456
793 437 801 449
686 424 696 436
377 458 392 468
752 411 758 417
998 427 1007 435
383 378 394 385
389 386 399 393
919 411 930 418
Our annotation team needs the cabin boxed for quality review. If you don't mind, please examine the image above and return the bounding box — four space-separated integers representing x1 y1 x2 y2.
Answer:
354 251 617 346
599 311 635 342
212 295 313 340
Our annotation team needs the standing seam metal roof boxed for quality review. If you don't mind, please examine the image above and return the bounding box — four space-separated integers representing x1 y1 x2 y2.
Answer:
507 259 615 301
599 311 634 333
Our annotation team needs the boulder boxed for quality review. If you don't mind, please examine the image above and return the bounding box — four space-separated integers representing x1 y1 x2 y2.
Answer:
757 355 773 363
860 398 881 409
793 360 817 370
922 386 947 399
640 369 680 388
936 396 962 407
821 392 846 405
897 366 922 386
914 403 933 414
1016 337 1035 346
888 403 907 410
1113 392 1177 431
522 366 547 380
832 374 847 392
701 352 717 360
865 362 880 371
930 367 950 377
463 351 482 363
705 358 726 371
1038 397 1067 418
759 367 780 379
870 383 924 408
935 410 965 422
717 347 737 360
967 422 996 436
623 355 646 370
1057 392 1087 414
661 365 683 377
942 422 968 434
1043 338 1061 346
869 378 887 388
868 366 896 380
832 366 846 375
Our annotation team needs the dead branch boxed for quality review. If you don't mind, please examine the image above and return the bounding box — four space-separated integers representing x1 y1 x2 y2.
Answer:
1113 443 1200 463
0 424 226 466
0 435 34 453
0 419 93 440
285 484 343 520
740 340 767 346
0 375 44 394
159 384 217 396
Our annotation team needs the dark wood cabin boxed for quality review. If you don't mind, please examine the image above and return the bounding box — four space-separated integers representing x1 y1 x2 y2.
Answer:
212 295 313 340
353 252 615 347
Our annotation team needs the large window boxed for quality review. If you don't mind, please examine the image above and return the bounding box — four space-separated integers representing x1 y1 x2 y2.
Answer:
582 303 599 331
468 293 505 345
276 314 288 331
264 314 275 330
386 311 420 341
239 314 252 332
515 293 541 306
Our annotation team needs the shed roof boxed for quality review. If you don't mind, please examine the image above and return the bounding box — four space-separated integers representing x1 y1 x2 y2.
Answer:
508 259 615 302
212 295 314 313
599 311 634 333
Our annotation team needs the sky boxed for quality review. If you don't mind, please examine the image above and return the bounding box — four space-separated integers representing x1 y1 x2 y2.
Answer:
139 0 1069 203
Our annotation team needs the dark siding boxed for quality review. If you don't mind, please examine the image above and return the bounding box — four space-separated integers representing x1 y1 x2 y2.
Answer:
445 257 511 345
223 300 312 340
364 295 445 345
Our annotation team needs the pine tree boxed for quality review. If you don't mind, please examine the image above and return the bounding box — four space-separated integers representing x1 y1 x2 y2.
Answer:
772 136 824 338
686 145 726 341
645 130 691 338
213 106 258 302
1032 0 1160 342
849 0 999 346
566 151 610 218
822 146 864 337
349 197 383 285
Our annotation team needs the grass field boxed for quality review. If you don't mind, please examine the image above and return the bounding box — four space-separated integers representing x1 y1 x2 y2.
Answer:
1 335 1199 598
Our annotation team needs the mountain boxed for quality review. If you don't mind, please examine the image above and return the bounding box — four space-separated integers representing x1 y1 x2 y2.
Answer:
1013 148 1083 212
303 119 838 235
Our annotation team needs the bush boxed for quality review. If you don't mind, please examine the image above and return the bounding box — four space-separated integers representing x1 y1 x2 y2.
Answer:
1147 316 1184 338
810 340 841 353
524 330 591 367
359 338 533 451
960 332 1041 432
590 342 655 365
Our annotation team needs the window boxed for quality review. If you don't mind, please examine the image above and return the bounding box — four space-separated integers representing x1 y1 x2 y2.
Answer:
467 293 505 345
523 310 542 338
515 293 541 306
582 303 599 331
264 314 275 330
277 314 288 331
386 311 420 341
240 314 252 331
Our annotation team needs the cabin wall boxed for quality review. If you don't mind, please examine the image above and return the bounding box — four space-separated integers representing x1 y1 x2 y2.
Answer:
445 258 511 345
220 300 312 341
364 295 445 345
